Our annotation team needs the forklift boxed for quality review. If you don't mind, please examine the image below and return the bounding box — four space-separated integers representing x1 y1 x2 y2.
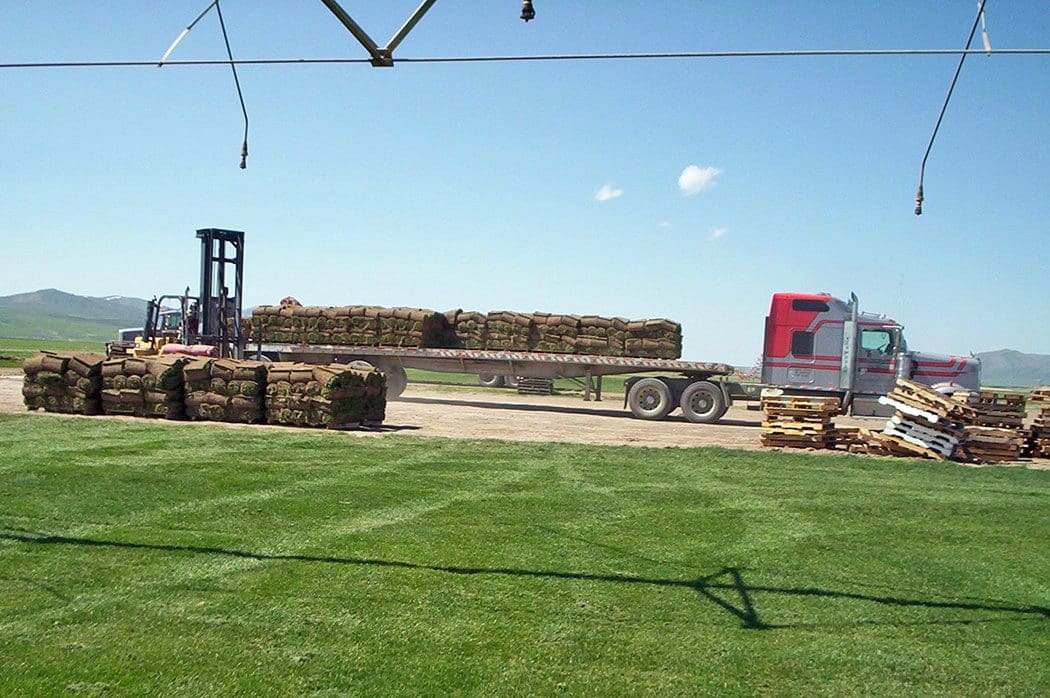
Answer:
107 228 245 359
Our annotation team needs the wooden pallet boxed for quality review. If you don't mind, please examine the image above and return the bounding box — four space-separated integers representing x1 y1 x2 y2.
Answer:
516 377 554 395
1029 386 1050 403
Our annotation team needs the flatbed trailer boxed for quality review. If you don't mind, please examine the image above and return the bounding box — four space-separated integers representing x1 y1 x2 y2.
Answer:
254 342 743 423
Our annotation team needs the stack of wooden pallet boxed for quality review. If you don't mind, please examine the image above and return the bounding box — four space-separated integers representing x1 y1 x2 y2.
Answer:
958 426 1026 463
871 379 974 460
847 428 923 457
953 390 1026 429
760 394 841 449
1027 386 1050 458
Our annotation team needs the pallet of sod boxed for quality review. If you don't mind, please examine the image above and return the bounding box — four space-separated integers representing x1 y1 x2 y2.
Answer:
22 351 105 415
486 311 533 351
183 358 267 423
265 362 387 428
101 356 188 418
443 309 486 349
624 318 682 359
531 313 580 354
577 316 627 356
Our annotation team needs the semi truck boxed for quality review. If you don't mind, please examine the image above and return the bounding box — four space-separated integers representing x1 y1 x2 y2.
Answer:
120 229 980 425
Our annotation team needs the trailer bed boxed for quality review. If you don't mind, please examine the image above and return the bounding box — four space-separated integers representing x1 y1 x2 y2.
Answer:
256 343 733 380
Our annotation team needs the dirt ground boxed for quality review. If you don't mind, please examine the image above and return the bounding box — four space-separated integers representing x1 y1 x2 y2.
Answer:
2 368 1047 468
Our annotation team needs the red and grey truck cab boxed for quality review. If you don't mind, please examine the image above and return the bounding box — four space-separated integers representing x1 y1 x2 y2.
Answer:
760 292 979 416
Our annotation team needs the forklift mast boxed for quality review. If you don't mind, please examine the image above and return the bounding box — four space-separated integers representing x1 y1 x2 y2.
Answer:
196 228 245 359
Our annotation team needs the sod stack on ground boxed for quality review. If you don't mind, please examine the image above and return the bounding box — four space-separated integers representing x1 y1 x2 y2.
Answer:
624 319 683 359
531 313 580 354
21 351 105 415
183 358 268 423
265 362 387 428
101 356 188 419
485 311 534 351
577 316 628 356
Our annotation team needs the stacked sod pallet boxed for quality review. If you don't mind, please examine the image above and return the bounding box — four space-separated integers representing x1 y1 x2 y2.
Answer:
443 310 487 349
101 356 189 418
624 319 682 359
486 311 534 351
374 307 451 348
530 313 580 354
183 358 268 423
1026 386 1050 458
872 379 974 460
577 316 627 356
22 351 105 415
760 393 841 449
265 362 386 428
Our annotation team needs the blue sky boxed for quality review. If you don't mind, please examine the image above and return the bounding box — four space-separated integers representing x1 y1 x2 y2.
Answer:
1 1 1047 364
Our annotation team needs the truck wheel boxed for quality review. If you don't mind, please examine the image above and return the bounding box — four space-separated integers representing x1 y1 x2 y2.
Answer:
679 381 727 424
478 373 505 388
383 365 408 400
627 378 674 420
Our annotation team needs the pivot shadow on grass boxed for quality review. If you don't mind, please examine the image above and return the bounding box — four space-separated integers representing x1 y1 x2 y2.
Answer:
399 396 759 427
1 528 1046 630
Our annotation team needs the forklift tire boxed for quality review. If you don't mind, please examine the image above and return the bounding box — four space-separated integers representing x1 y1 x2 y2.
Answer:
679 381 727 424
383 365 408 400
627 378 675 420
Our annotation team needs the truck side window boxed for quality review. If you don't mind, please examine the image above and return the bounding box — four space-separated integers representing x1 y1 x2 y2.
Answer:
791 331 814 357
861 329 893 354
791 299 830 312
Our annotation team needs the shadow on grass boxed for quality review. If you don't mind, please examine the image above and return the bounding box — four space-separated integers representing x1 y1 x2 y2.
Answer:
398 396 759 428
2 527 1046 630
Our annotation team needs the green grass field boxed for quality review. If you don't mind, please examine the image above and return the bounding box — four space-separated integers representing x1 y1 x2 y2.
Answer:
0 337 106 368
0 415 1047 695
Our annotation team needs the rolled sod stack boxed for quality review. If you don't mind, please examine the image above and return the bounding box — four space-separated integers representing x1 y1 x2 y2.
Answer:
485 311 534 351
375 307 449 348
101 356 189 418
444 310 487 349
531 313 580 354
576 316 628 357
625 319 683 359
22 351 105 414
265 362 387 428
183 358 268 423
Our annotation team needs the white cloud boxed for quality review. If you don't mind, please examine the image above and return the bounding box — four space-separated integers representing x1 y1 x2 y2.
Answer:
709 227 728 240
593 183 623 202
678 165 721 196
658 220 673 228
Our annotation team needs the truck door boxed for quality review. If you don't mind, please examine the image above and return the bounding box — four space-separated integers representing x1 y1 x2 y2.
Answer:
853 327 897 395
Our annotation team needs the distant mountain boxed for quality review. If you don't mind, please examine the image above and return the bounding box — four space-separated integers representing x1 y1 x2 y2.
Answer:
0 289 148 342
976 349 1050 388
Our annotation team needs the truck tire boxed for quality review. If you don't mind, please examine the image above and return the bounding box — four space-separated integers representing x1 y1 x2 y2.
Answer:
627 378 675 420
478 373 505 388
679 381 727 424
383 365 408 400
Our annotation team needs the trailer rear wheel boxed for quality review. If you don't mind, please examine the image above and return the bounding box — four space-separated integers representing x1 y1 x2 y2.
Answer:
478 373 505 388
679 381 727 424
627 378 674 420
